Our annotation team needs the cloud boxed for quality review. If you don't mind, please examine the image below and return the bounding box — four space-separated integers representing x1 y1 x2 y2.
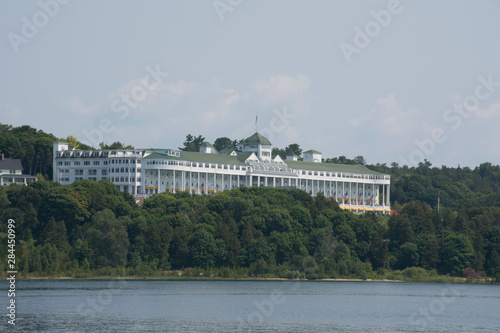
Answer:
253 73 311 104
164 80 196 98
349 94 422 139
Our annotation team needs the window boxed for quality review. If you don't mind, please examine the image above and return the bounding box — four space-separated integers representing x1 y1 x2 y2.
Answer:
93 161 100 165
84 161 90 166
103 161 108 165
57 161 63 166
102 170 107 175
74 161 80 166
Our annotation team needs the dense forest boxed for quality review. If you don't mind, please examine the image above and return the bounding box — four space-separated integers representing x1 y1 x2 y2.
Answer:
0 180 499 281
0 123 499 281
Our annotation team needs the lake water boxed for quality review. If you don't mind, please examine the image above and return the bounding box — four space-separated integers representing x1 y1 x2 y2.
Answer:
0 279 499 332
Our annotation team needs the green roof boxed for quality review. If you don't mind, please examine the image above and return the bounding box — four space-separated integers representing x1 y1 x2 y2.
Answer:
144 151 383 176
284 160 384 175
241 132 271 145
303 149 321 154
144 151 248 165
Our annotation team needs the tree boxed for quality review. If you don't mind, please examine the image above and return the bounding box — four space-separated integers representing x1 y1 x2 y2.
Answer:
99 141 134 149
86 209 130 268
272 148 287 159
180 134 205 152
188 228 221 267
285 144 302 157
439 233 475 275
66 135 79 149
396 242 419 269
213 137 236 152
354 155 366 165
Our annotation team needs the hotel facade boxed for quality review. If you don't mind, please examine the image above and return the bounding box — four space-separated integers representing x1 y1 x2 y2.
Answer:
53 132 391 214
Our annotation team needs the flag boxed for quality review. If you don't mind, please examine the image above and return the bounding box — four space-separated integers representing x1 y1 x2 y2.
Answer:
215 184 219 193
199 183 205 194
358 194 362 204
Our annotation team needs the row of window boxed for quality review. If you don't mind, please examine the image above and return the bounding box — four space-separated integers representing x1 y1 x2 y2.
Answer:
57 157 142 166
298 170 388 180
146 160 249 171
111 176 140 182
59 151 110 158
110 167 140 173
59 168 141 175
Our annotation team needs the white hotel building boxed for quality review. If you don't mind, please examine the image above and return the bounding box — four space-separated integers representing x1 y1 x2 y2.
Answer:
53 132 391 214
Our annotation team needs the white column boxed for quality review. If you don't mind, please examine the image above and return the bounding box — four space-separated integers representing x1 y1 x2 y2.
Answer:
182 170 186 191
173 170 176 193
157 169 160 193
349 182 352 210
382 184 385 209
387 183 390 212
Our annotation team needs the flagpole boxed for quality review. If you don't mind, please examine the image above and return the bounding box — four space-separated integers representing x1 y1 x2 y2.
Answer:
255 114 258 133
438 191 440 213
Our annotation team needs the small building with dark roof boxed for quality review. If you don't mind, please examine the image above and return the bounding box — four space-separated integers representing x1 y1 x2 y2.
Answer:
0 154 37 186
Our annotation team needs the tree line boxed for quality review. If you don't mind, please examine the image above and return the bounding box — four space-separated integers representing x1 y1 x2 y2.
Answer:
0 180 498 280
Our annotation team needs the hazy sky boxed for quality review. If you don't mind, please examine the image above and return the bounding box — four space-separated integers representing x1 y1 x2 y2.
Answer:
1 0 499 168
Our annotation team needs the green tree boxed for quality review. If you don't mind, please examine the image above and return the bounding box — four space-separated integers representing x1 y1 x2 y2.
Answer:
396 242 420 269
188 228 220 267
86 209 130 268
180 134 205 152
439 233 475 275
285 144 302 157
213 137 236 152
99 141 134 149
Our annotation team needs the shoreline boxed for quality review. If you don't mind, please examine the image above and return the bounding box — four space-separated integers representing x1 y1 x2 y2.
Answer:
7 275 477 284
